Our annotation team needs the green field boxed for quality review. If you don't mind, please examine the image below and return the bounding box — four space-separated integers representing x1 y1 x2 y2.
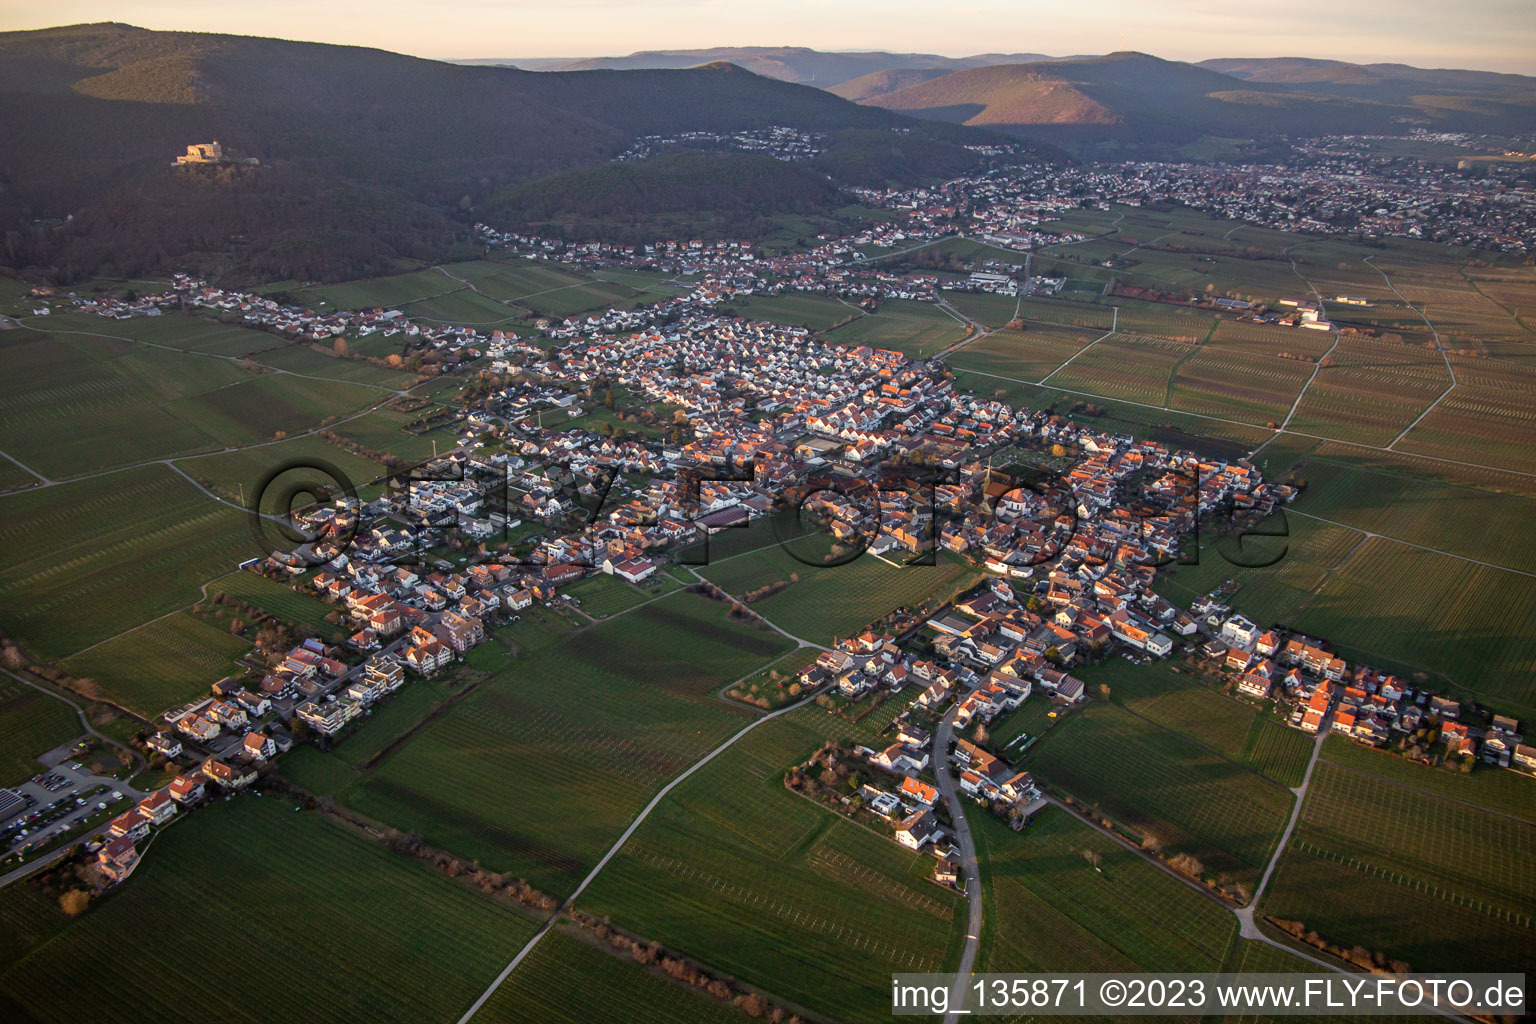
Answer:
731 293 856 331
0 798 542 1023
477 928 747 1024
1260 761 1535 973
824 302 967 358
1288 538 1536 710
55 610 251 717
562 571 676 618
79 313 285 358
0 466 250 660
292 267 454 310
579 713 965 1024
701 543 980 646
0 678 80 783
1318 735 1536 822
180 433 395 509
214 570 339 633
1027 702 1295 893
1153 513 1363 635
1282 449 1536 573
1078 659 1314 787
975 808 1239 973
249 342 417 388
0 316 383 477
441 260 651 318
338 592 784 896
1048 334 1191 405
1143 459 1536 713
947 321 1095 381
330 403 462 464
944 290 1024 328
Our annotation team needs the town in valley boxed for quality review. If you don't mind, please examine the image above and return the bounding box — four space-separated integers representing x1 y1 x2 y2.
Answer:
0 7 1533 1024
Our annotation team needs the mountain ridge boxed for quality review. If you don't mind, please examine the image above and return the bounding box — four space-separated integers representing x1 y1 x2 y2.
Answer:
851 50 1536 147
0 23 1023 282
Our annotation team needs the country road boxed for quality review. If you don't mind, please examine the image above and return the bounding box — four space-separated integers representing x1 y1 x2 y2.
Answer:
934 701 982 1024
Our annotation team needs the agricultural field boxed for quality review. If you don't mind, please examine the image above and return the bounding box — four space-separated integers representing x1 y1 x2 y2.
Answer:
0 798 542 1024
1284 334 1451 447
1154 515 1334 617
724 648 820 709
1305 438 1536 496
1207 317 1335 360
55 611 251 717
292 268 456 310
0 679 80 783
0 320 267 477
330 405 462 465
731 293 856 331
1107 299 1216 345
824 302 968 358
169 371 385 449
439 259 657 318
1282 449 1536 574
1026 702 1295 893
578 714 965 1024
1260 761 1535 974
0 457 41 492
1047 335 1191 404
1011 295 1117 331
562 571 676 619
78 312 284 358
248 342 417 388
477 928 747 1024
1373 262 1530 347
0 466 250 660
1155 493 1536 712
1319 735 1536 823
339 592 782 896
403 288 526 327
589 266 694 296
1396 380 1536 475
701 544 980 646
1288 538 1536 710
180 433 394 509
1243 719 1316 790
4 312 392 476
1166 346 1313 426
946 322 1095 381
1077 659 1314 787
213 570 338 633
943 291 1024 329
974 809 1239 974
321 676 457 771
982 693 1060 754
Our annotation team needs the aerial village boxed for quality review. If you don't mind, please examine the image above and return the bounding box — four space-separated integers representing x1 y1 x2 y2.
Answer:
9 142 1531 894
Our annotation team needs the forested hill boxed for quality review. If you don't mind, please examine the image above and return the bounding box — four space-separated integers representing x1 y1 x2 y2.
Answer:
852 51 1536 148
0 23 1023 283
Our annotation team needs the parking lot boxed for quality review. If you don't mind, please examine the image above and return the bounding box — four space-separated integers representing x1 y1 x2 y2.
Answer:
1 760 145 857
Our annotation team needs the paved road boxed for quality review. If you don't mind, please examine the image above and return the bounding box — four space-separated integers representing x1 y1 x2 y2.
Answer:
1236 717 1330 939
933 701 982 1024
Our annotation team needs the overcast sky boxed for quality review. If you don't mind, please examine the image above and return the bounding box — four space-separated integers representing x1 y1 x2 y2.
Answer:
5 0 1534 73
